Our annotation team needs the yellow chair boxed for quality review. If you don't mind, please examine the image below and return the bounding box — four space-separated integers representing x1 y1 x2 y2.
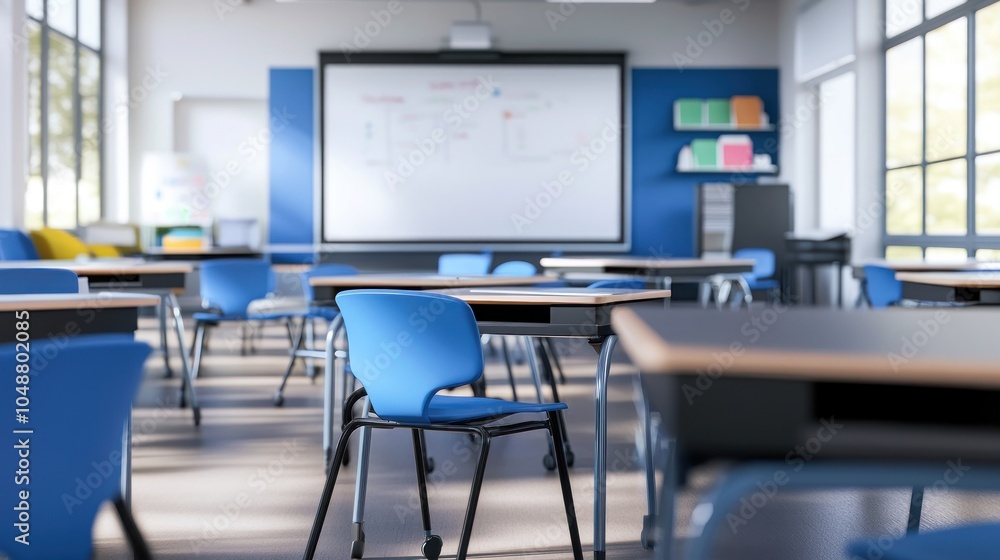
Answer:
29 228 121 259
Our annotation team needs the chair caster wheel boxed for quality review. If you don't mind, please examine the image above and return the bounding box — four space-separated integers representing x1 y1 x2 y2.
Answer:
543 454 556 471
425 457 435 474
641 514 656 549
566 450 575 467
421 535 443 560
272 392 284 406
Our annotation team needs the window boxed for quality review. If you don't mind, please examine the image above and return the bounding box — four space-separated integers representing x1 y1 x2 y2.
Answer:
26 0 103 230
884 0 1000 258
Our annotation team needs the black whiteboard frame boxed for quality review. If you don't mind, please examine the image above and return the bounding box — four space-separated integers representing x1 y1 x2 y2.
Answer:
317 50 629 252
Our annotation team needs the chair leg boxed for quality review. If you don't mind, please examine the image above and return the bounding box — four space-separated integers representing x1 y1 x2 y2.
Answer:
274 318 307 406
536 340 574 467
413 430 443 558
907 486 924 534
158 298 173 379
304 423 363 560
190 324 207 381
500 337 518 401
543 338 567 385
547 411 584 560
113 496 152 560
455 429 492 560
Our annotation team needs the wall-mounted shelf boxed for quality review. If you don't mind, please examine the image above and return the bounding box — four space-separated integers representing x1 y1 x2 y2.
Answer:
674 124 776 132
677 164 778 174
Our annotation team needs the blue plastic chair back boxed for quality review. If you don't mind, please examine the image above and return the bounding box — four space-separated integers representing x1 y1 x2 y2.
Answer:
492 261 537 276
733 248 776 282
864 265 903 308
336 290 484 424
588 279 646 289
438 253 492 276
199 259 274 316
0 229 40 261
301 264 357 301
0 268 79 294
0 334 151 559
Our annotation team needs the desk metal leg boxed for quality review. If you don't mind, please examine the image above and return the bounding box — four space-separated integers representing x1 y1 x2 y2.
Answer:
593 334 617 560
323 315 344 471
158 299 172 378
653 441 676 560
168 293 200 426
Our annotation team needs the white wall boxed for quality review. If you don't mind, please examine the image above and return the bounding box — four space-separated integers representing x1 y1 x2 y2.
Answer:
0 0 27 228
126 0 782 222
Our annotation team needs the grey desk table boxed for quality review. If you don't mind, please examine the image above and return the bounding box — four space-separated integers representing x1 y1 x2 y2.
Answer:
0 259 200 424
0 292 161 506
896 271 1000 305
540 256 753 306
612 304 1000 559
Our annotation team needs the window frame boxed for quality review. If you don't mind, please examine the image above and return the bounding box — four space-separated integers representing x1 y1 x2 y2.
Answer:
27 0 104 229
882 0 1000 259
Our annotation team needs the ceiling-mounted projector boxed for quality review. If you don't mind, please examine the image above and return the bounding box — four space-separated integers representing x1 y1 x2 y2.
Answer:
449 21 492 50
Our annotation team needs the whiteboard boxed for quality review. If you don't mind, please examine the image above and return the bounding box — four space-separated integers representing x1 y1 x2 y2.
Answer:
320 55 626 248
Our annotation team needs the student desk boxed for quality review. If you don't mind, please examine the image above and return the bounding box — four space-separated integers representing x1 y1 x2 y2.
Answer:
540 256 753 305
611 304 1000 560
852 260 1000 307
0 260 200 425
896 271 1000 304
435 287 671 560
0 292 161 505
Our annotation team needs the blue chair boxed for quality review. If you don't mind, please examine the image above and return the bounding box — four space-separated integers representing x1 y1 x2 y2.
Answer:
190 259 291 379
0 229 40 261
0 268 79 294
0 334 152 559
438 253 492 275
588 278 646 289
864 265 904 308
273 263 358 406
491 260 537 276
733 248 780 299
304 290 582 560
848 522 1000 560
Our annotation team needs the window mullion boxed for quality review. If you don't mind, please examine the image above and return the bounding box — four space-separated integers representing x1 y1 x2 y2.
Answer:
73 0 82 229
968 9 977 238
40 27 49 227
921 30 928 237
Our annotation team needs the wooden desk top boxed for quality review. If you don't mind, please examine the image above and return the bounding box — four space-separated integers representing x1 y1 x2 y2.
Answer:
433 287 672 305
0 259 193 275
309 274 553 288
144 247 258 255
612 305 1000 389
540 256 754 271
0 292 160 312
895 271 1000 288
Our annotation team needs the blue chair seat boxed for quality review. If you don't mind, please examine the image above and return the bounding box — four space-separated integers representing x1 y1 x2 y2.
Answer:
848 522 1000 560
426 395 567 424
747 278 780 291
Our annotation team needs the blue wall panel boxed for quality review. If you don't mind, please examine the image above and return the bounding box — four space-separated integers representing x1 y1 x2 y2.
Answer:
630 68 780 257
268 68 315 264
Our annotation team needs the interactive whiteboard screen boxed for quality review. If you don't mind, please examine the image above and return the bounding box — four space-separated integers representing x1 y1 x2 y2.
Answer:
320 53 626 248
